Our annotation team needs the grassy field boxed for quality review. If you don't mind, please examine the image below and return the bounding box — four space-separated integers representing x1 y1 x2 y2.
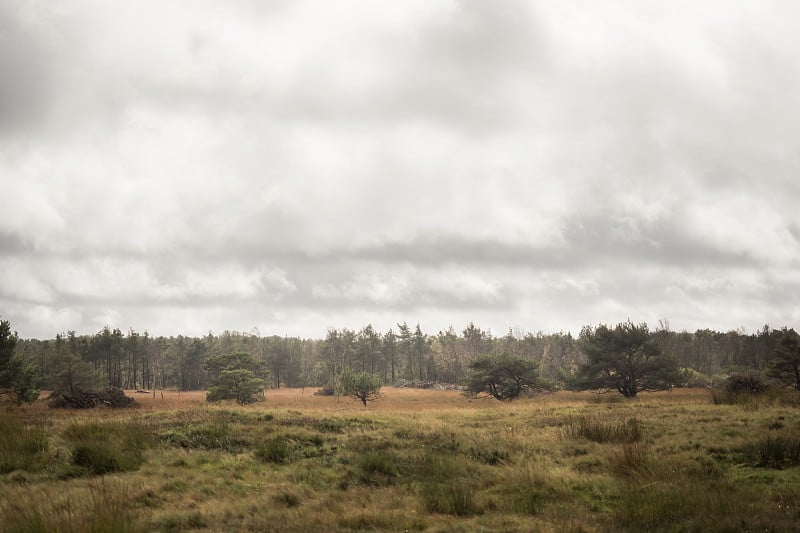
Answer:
1 387 800 532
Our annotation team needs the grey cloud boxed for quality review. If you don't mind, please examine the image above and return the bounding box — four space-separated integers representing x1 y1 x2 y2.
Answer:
3 2 800 339
0 4 52 135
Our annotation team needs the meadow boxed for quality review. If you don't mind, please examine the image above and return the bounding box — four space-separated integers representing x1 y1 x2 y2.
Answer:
1 387 799 532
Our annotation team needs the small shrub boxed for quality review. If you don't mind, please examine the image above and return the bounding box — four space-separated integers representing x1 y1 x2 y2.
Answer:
726 372 768 395
564 417 642 443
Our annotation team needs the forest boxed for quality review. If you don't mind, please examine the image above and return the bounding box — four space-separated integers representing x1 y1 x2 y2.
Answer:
9 320 792 395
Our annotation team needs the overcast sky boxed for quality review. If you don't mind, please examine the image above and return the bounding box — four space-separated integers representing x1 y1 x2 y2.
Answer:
2 1 799 340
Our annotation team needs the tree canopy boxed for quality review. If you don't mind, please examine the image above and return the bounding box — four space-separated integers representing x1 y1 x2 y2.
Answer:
576 321 681 398
0 318 38 403
768 328 800 390
205 352 265 404
339 368 382 407
465 353 541 401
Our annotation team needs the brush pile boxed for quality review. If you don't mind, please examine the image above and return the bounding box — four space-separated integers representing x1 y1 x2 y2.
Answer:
48 387 137 409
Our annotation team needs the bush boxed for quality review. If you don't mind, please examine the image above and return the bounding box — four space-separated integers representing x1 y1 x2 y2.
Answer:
726 372 768 395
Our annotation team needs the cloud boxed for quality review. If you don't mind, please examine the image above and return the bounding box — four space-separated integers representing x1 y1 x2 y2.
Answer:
1 1 799 339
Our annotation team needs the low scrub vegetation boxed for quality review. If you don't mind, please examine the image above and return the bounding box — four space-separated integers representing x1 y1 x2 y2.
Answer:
2 387 800 531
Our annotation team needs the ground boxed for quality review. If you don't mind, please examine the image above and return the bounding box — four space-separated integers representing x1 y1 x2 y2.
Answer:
1 387 799 532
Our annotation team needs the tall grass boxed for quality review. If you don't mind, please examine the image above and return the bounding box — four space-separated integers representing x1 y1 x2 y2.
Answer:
418 454 481 516
0 480 146 533
563 417 642 443
0 412 48 473
62 420 152 476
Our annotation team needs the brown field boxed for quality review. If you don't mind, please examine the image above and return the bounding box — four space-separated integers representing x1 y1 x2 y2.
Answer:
3 387 800 532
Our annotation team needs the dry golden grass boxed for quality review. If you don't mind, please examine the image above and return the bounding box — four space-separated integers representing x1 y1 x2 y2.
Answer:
4 386 800 532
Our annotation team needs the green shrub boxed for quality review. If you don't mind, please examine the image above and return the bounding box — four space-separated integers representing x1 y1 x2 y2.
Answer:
726 372 768 395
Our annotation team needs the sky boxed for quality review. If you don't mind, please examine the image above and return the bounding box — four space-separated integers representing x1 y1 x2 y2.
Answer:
2 0 799 340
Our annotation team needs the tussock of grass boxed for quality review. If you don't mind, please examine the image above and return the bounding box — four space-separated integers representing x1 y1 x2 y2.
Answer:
62 420 152 476
496 463 562 515
563 416 642 443
254 431 328 464
608 443 654 479
0 412 48 473
255 438 289 463
740 435 800 468
417 454 482 516
71 441 142 475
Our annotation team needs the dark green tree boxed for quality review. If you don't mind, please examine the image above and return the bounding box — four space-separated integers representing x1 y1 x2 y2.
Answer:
576 321 681 398
0 318 39 403
339 368 382 407
205 352 265 404
465 353 542 401
768 328 800 390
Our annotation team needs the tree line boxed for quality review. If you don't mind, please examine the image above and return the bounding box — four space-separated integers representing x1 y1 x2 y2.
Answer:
2 317 799 404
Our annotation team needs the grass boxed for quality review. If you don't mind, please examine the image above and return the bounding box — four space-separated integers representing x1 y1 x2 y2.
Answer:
2 387 800 531
563 416 642 443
